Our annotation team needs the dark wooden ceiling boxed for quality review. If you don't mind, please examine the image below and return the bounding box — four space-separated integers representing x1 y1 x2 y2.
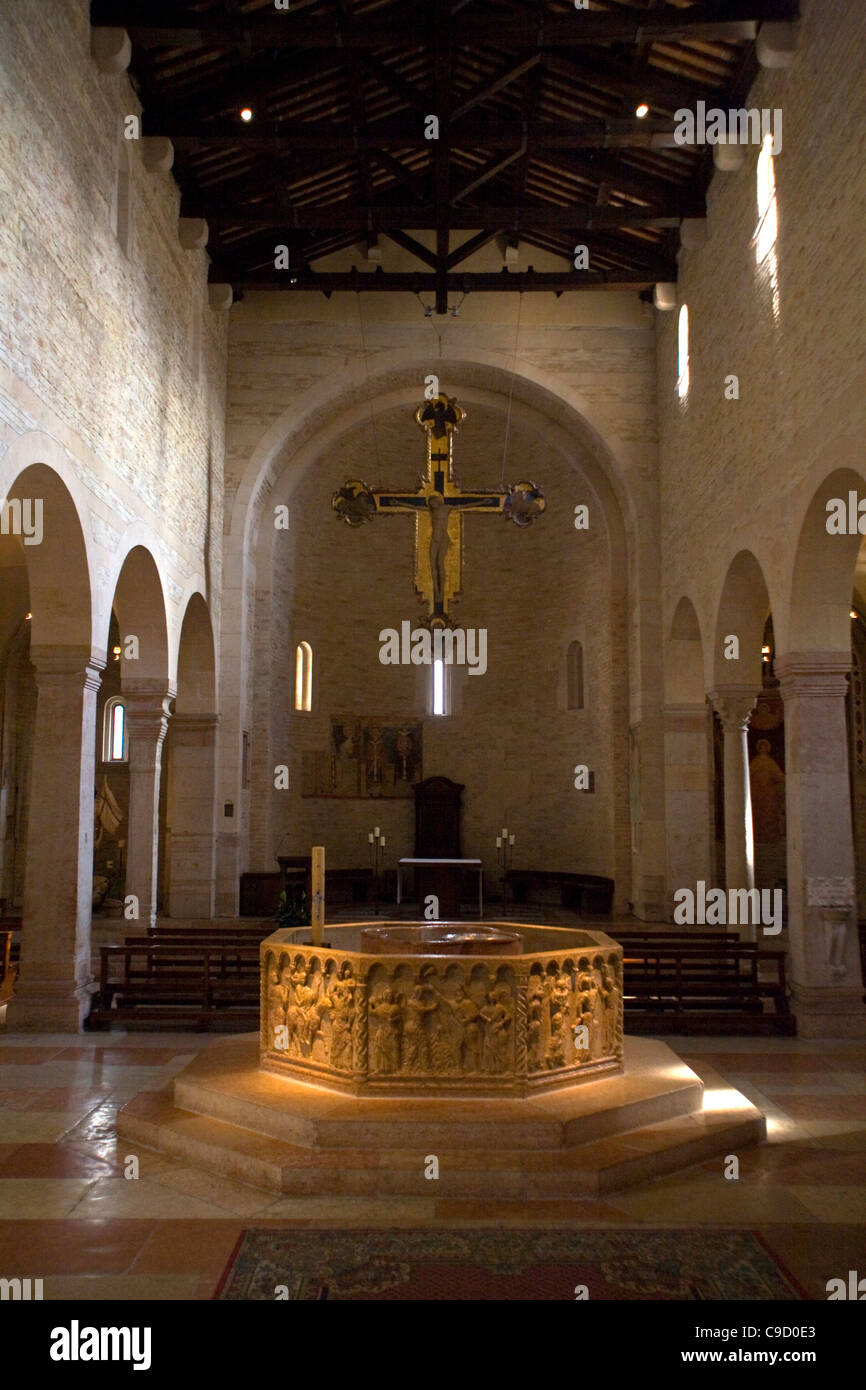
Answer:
90 0 800 309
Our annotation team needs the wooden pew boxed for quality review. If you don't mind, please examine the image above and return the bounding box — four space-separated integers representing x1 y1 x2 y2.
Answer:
621 941 794 1035
87 943 260 1030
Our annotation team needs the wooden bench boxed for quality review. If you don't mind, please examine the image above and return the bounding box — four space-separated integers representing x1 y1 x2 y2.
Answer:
621 941 794 1035
506 869 614 915
87 943 261 1030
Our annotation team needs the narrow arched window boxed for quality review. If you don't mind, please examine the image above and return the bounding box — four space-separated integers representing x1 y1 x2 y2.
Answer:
755 132 778 264
432 657 447 716
103 697 128 762
295 641 312 712
567 640 584 710
677 304 689 400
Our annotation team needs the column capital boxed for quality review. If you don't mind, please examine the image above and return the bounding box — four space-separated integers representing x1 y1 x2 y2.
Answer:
124 686 174 747
29 645 105 693
775 651 851 698
708 686 758 732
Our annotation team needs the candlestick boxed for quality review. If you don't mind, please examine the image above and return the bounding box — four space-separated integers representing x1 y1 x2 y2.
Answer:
368 832 374 843
509 835 515 846
496 835 502 848
374 826 380 838
380 835 386 847
311 845 325 945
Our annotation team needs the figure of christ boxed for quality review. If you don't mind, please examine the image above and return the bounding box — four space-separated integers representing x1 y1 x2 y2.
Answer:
433 984 483 1073
427 493 451 611
402 984 438 1072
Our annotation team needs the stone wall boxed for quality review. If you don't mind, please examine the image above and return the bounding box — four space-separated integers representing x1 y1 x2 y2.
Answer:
655 0 866 665
0 0 227 635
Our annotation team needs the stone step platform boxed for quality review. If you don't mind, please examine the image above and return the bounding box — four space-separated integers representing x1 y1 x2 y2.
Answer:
117 1037 765 1199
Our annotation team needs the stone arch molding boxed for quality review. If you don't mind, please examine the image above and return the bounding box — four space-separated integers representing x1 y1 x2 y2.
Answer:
229 350 642 558
0 432 96 653
711 549 777 693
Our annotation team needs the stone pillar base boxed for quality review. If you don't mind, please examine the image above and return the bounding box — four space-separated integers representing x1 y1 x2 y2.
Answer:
6 979 94 1032
792 984 866 1038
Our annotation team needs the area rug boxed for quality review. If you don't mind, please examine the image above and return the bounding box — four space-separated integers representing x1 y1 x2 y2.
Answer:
215 1228 807 1300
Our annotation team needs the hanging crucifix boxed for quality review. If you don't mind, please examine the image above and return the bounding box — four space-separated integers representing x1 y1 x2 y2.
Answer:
332 394 546 627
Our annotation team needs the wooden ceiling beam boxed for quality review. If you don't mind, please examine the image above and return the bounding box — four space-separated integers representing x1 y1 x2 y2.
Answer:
161 119 692 150
382 230 439 269
224 268 661 292
92 1 800 48
452 147 526 204
195 201 700 230
447 229 503 269
450 53 542 122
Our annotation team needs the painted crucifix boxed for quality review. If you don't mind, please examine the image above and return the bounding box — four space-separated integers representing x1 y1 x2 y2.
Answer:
332 393 546 627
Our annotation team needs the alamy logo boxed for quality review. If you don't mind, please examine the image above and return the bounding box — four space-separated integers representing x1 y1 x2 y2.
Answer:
826 1270 866 1299
674 101 782 154
379 621 487 676
50 1321 152 1371
673 881 782 934
0 497 43 545
0 1276 43 1299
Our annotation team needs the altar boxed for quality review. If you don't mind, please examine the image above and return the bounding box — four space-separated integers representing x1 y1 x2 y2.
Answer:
397 856 484 918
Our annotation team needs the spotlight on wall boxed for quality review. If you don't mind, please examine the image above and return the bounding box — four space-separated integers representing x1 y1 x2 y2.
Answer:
851 609 859 620
112 645 122 661
24 612 32 621
635 103 649 119
761 644 771 662
240 107 253 122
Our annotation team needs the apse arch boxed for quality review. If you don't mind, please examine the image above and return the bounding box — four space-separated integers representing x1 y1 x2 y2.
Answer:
712 550 774 690
229 352 641 558
787 467 866 655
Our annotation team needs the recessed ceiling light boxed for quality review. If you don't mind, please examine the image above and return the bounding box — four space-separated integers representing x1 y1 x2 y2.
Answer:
635 104 649 119
240 108 253 122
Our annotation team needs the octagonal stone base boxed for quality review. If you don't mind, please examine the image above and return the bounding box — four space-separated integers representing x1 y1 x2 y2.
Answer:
117 1036 765 1198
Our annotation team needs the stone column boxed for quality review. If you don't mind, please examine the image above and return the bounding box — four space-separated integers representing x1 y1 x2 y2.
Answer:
125 684 172 930
663 702 713 911
776 653 866 1037
166 713 219 919
710 688 758 929
7 647 103 1032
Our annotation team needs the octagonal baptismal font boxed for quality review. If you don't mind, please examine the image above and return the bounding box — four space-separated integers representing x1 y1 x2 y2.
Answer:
118 919 766 1199
260 922 623 1097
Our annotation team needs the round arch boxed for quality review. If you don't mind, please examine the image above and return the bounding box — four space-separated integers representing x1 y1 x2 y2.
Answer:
712 550 774 690
787 467 866 655
665 594 705 704
109 545 170 687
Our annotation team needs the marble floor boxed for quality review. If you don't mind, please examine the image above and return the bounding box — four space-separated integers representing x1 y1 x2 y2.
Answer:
0 1024 863 1300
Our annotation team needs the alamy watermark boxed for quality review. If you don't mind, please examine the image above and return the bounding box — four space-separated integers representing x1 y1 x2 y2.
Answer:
379 621 487 676
0 497 43 545
674 102 782 155
673 880 782 935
